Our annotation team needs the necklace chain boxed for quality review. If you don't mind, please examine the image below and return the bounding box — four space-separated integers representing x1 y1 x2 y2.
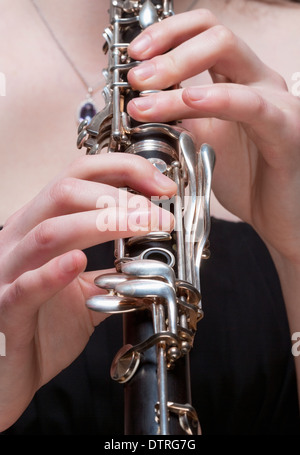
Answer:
31 0 199 93
31 0 199 122
31 0 103 96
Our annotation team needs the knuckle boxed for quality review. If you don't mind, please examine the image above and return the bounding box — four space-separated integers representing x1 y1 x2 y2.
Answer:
211 24 236 51
34 220 55 249
11 278 25 303
48 177 76 209
195 8 217 25
272 72 288 91
253 92 269 117
161 53 178 82
3 277 25 307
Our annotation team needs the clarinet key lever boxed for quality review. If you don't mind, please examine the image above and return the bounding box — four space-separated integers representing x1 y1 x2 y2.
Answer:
77 0 215 436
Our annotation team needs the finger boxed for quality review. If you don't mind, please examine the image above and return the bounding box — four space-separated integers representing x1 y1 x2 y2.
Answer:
128 25 273 91
5 180 124 239
5 153 177 238
8 180 167 239
127 89 187 123
0 250 87 344
182 84 288 149
4 203 175 282
128 84 285 137
128 9 218 60
66 153 176 195
183 84 300 169
127 84 292 164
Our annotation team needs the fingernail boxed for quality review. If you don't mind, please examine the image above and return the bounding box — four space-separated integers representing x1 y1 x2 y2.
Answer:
185 87 207 101
129 34 152 56
131 96 154 111
59 253 77 273
131 62 155 81
154 170 176 190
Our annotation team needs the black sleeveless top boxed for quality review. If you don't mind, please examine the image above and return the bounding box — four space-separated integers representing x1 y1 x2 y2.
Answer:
3 219 300 435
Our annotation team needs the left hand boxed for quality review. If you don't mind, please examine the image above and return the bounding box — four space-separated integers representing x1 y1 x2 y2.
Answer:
127 9 300 266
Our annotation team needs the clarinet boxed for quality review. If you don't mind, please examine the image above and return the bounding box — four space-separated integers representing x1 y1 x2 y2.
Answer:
77 0 215 435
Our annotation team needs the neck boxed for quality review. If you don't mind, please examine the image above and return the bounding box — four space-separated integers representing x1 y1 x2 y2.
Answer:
31 0 202 36
30 0 199 85
31 0 110 86
32 0 107 29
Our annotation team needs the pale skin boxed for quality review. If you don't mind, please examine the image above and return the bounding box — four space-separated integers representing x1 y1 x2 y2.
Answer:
0 0 300 431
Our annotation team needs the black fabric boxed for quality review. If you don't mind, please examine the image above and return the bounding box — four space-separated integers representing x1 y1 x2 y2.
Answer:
2 219 300 434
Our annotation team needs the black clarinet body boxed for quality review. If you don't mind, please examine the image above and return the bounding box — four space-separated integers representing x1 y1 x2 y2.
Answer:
77 0 215 435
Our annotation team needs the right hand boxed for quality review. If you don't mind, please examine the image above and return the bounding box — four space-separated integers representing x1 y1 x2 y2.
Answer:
0 153 176 431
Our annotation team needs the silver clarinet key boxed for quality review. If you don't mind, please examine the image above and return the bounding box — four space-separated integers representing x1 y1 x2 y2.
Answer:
77 0 214 436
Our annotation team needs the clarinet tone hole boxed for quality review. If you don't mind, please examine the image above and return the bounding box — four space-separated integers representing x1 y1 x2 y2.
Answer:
141 248 175 267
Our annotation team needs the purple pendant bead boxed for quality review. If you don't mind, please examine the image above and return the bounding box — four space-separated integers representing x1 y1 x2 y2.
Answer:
79 101 97 124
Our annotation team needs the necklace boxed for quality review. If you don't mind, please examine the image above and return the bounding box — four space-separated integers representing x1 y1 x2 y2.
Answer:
31 0 199 123
31 0 103 124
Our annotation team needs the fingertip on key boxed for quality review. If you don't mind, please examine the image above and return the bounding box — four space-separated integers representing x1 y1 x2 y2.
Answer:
128 33 152 59
153 170 177 196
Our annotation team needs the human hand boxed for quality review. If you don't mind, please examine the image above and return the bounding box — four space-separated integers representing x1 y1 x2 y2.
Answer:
0 153 176 430
127 9 300 266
